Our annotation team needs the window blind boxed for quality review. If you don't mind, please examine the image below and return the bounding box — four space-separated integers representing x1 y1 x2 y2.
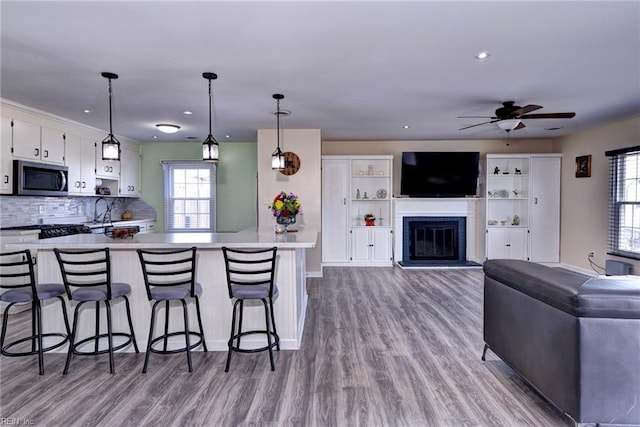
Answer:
161 160 216 232
606 146 640 259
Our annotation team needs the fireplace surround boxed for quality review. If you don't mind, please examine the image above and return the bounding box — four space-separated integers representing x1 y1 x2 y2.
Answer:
394 198 480 266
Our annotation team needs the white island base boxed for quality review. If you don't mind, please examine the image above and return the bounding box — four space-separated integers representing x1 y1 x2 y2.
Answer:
12 227 317 352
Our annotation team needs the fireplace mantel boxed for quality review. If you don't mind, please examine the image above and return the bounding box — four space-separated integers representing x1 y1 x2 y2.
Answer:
393 197 481 264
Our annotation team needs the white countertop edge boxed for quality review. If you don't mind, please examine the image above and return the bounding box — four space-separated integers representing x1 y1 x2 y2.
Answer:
5 227 318 250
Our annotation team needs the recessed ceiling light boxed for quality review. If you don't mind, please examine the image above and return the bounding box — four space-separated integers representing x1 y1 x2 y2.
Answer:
225 135 231 139
183 110 193 115
83 109 91 114
403 125 410 129
474 51 491 60
156 124 181 134
153 135 158 139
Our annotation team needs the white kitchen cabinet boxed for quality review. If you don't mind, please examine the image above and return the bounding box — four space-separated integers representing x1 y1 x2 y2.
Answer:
321 158 350 264
119 143 140 197
486 228 528 260
1 116 12 194
12 119 65 165
322 155 393 266
485 154 560 261
351 226 393 265
65 133 96 195
95 147 120 179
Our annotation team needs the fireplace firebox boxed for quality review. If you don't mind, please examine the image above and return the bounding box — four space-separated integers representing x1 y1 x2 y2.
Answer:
402 216 466 265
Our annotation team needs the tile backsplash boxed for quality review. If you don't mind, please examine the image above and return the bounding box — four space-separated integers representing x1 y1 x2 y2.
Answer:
0 195 156 228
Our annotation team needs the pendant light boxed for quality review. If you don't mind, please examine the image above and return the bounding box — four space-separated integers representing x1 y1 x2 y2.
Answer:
101 72 120 161
271 94 285 170
202 72 219 162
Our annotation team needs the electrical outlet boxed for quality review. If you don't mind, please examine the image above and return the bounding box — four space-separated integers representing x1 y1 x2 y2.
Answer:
588 252 595 259
38 205 45 215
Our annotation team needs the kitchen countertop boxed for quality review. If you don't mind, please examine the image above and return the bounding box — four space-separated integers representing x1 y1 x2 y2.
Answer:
7 226 318 250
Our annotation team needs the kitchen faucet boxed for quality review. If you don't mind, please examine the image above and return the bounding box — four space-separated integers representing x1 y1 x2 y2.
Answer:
94 197 111 224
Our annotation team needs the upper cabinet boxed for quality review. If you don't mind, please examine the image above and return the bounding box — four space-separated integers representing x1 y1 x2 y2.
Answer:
95 149 120 179
12 119 65 165
1 116 13 194
119 144 140 197
65 133 96 196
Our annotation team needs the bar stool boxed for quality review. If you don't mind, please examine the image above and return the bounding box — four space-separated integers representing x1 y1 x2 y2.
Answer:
54 247 139 374
0 249 71 375
137 247 207 373
222 247 280 372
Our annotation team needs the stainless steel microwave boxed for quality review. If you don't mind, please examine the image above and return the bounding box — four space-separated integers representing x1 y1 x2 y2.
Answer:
13 160 69 196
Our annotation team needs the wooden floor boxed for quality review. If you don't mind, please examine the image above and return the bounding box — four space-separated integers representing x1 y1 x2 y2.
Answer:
0 267 571 426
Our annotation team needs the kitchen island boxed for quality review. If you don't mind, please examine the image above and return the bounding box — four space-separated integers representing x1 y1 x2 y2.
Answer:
8 227 318 352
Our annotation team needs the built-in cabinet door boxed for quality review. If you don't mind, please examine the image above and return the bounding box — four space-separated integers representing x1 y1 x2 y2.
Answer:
371 227 392 263
529 157 561 262
65 133 96 195
1 117 12 194
119 144 140 197
486 228 528 260
321 159 350 263
351 227 371 262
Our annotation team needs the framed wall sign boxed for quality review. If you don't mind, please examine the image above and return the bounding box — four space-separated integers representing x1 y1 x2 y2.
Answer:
575 155 592 178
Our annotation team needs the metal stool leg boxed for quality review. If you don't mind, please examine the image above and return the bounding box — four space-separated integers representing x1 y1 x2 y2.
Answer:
105 300 115 374
268 297 280 351
180 299 193 372
263 298 275 371
225 299 241 372
143 300 160 374
194 297 208 352
64 303 82 375
123 296 139 353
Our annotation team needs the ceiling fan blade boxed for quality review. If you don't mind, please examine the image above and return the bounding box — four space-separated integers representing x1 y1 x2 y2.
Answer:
520 112 576 119
514 121 526 130
511 104 543 116
459 120 498 130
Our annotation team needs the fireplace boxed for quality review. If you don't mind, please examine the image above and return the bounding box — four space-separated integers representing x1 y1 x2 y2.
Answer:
393 198 480 266
404 217 465 263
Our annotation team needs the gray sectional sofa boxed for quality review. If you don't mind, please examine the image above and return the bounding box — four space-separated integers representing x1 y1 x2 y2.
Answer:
483 259 640 426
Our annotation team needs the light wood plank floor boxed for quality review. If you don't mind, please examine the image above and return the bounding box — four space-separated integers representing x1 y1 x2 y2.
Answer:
0 267 571 426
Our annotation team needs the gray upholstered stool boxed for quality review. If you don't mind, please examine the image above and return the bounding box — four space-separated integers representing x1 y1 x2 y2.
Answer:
222 247 280 372
137 247 207 373
54 247 139 374
1 249 71 375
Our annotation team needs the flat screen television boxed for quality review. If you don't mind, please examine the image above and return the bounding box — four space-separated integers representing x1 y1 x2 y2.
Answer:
400 151 480 197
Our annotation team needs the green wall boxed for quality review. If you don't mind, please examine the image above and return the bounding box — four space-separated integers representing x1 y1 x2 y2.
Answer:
140 141 257 232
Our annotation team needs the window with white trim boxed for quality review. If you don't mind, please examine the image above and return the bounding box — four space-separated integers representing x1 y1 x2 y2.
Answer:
607 146 640 259
162 160 216 232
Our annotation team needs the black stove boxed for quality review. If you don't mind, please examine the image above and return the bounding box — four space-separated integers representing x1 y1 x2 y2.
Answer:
2 224 92 239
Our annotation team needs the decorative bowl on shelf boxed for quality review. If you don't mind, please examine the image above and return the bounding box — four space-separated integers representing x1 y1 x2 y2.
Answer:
106 226 139 239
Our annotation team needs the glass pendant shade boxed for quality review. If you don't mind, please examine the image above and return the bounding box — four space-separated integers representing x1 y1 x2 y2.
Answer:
271 147 285 169
101 135 120 161
101 72 120 161
202 72 219 163
202 135 219 162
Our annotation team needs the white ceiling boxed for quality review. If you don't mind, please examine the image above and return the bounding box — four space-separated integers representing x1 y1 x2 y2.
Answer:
2 1 639 144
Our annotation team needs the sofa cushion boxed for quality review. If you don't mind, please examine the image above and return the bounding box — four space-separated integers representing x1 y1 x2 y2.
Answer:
483 259 640 319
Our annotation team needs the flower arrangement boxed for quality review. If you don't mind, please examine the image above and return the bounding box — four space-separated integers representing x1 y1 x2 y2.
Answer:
364 212 376 226
269 191 301 219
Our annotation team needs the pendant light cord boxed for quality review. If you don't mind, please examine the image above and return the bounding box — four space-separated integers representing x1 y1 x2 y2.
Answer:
208 78 213 136
276 97 281 150
108 77 114 137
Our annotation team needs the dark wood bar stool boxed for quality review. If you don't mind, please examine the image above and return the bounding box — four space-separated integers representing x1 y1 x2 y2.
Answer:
54 247 139 374
222 247 280 372
0 249 71 375
137 247 207 373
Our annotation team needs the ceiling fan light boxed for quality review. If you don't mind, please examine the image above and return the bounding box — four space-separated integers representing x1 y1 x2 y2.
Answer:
497 119 522 132
156 124 181 134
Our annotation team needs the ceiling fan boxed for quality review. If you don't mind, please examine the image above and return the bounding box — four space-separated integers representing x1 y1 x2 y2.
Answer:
458 101 576 131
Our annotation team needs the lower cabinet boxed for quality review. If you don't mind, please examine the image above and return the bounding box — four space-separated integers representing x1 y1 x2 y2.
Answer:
486 228 528 260
351 227 393 265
